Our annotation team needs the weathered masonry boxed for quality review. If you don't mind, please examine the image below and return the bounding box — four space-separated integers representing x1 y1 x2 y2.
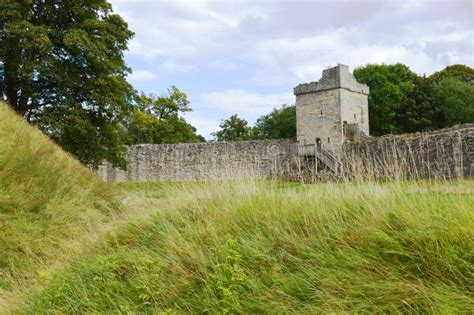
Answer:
98 65 474 181
342 124 474 179
294 64 369 174
98 140 299 181
295 64 369 155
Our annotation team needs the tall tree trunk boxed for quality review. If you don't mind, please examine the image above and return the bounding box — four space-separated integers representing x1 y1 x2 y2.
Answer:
4 43 22 114
18 93 29 116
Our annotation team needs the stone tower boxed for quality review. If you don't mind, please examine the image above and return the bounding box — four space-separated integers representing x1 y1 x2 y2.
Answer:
294 64 369 158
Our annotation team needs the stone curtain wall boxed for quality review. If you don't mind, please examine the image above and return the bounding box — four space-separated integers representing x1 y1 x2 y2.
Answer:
342 124 474 180
98 140 299 181
98 125 474 182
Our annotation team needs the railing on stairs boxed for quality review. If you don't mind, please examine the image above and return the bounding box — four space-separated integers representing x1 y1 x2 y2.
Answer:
298 143 343 175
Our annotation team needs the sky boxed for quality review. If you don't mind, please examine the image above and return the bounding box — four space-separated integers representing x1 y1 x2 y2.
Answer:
109 0 474 139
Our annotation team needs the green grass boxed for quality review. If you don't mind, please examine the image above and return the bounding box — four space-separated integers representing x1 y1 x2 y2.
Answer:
0 104 122 310
1 103 473 313
22 180 474 313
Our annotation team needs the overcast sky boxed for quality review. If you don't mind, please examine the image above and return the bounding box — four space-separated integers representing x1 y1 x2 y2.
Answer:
109 0 474 139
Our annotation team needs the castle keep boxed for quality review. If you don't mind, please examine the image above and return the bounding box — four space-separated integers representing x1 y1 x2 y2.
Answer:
295 64 369 154
295 64 369 173
98 65 473 181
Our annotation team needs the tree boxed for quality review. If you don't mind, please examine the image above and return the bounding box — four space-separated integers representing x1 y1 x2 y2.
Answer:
395 64 474 133
429 64 474 83
432 78 474 126
126 87 204 145
396 76 439 133
0 0 134 168
353 63 417 135
252 104 296 140
127 112 204 144
212 114 251 142
135 86 191 119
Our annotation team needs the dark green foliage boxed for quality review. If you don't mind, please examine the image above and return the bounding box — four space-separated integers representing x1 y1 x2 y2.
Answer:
127 112 204 145
40 104 128 168
355 63 474 135
429 64 474 83
0 0 134 168
397 76 439 133
252 104 296 140
432 78 474 126
397 66 474 133
353 63 417 135
135 86 192 120
212 114 252 142
125 87 205 145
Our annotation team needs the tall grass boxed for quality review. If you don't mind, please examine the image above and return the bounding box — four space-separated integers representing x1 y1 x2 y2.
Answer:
0 104 123 310
22 179 474 313
342 126 472 181
1 103 473 313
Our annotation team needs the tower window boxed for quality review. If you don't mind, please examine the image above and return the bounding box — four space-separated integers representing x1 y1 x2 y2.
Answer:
327 137 330 143
320 109 323 116
354 113 356 119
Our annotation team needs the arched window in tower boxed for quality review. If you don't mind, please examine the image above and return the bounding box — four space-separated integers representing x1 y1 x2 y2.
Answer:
320 109 323 116
354 113 356 119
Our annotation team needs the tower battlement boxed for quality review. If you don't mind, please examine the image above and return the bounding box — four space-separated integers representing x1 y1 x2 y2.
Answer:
294 64 369 95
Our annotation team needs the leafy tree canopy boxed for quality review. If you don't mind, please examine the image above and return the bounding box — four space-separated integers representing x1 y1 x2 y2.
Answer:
432 78 474 126
395 64 474 133
252 104 296 140
353 63 417 136
125 87 204 145
0 0 134 168
396 76 438 133
135 86 191 119
429 64 474 83
212 114 251 142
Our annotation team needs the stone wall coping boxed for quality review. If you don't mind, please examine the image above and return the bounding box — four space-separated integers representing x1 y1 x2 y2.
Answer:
347 124 474 144
130 139 296 148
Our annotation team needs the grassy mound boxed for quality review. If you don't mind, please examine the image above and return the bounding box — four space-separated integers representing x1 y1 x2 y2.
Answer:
1 103 473 313
0 104 122 309
23 180 474 313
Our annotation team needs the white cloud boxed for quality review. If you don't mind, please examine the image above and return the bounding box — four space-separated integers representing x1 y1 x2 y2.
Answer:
186 90 294 139
199 90 293 114
128 70 157 81
110 0 473 86
109 0 474 136
184 114 219 137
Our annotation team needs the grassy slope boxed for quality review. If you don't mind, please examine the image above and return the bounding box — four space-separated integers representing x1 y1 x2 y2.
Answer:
23 180 474 313
0 104 122 309
1 103 473 313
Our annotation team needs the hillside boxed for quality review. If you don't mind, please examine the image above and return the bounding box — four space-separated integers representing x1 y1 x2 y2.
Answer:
23 180 474 313
0 104 123 309
1 103 473 313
